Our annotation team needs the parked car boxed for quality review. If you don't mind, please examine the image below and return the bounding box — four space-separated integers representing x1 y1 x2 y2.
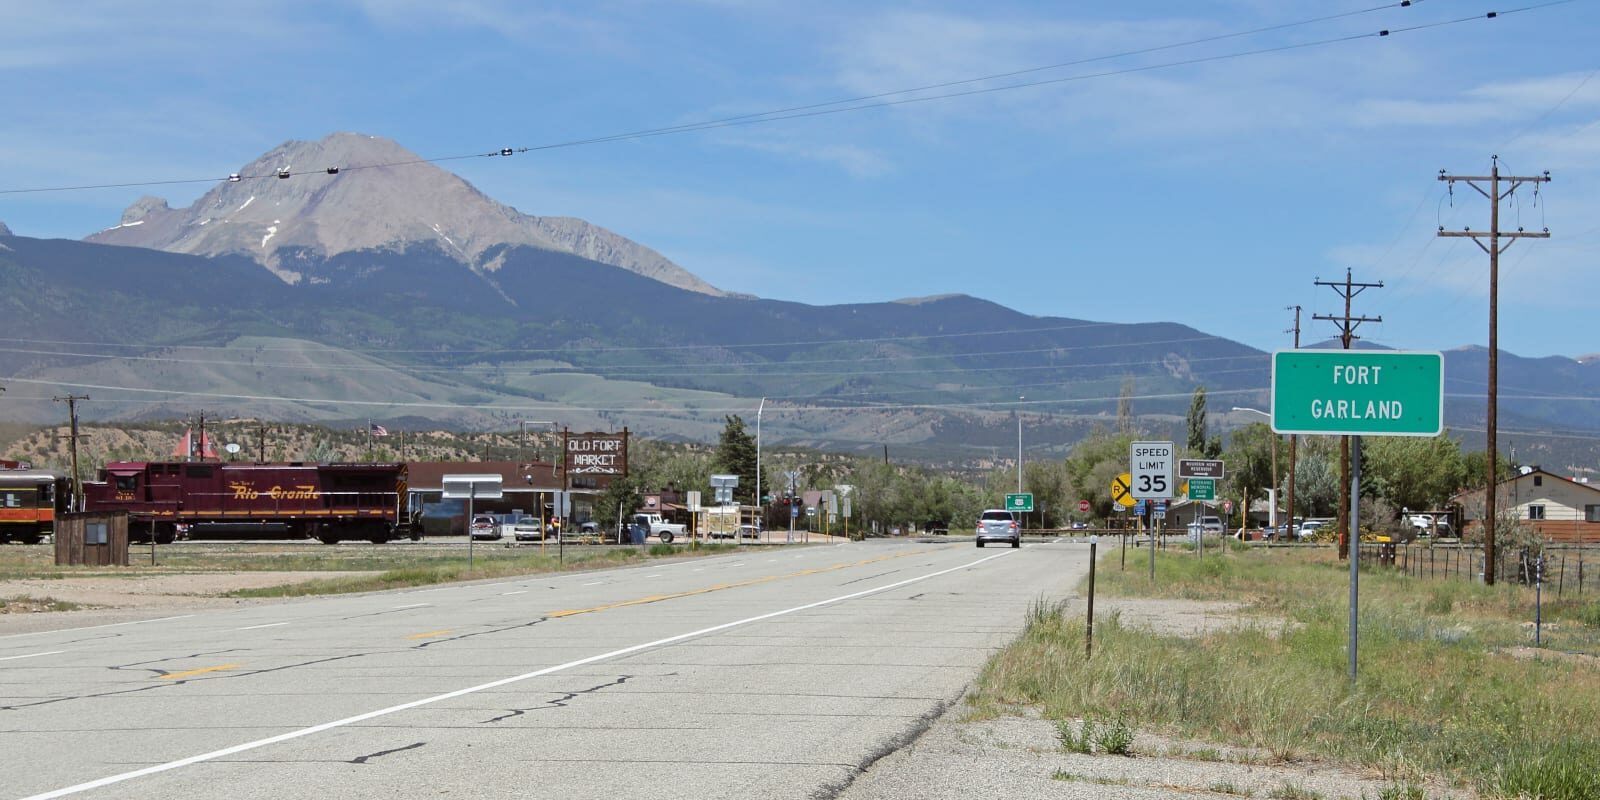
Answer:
975 509 1020 548
737 524 762 540
1195 515 1224 534
512 516 547 542
1069 521 1089 530
1297 518 1333 541
469 514 501 541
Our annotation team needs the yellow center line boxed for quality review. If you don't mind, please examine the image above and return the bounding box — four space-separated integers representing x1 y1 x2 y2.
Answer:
406 629 453 640
160 663 241 680
547 548 944 619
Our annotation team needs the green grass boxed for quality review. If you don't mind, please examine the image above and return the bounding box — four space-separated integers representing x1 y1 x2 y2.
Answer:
970 546 1600 799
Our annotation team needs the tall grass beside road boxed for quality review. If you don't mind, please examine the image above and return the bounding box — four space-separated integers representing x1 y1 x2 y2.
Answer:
969 547 1600 799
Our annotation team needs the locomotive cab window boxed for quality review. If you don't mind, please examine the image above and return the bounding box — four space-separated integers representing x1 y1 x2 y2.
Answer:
0 491 22 508
115 475 138 491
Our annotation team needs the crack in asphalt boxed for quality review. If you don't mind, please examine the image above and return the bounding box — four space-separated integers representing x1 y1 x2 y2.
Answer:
411 617 549 649
837 570 902 586
808 698 952 800
348 740 426 764
106 648 247 680
482 674 634 724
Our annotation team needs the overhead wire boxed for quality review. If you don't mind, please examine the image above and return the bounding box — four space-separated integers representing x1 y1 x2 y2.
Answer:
0 2 1559 197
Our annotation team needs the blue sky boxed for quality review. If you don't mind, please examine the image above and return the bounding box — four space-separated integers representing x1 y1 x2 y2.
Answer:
2 0 1597 359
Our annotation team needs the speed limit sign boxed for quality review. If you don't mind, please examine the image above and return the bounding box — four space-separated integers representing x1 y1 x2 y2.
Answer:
1129 441 1174 500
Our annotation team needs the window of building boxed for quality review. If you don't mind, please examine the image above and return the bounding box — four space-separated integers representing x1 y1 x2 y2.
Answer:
1528 505 1546 520
1588 505 1600 523
1533 475 1543 487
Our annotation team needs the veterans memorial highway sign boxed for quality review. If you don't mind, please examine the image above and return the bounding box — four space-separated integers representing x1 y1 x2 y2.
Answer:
1271 350 1443 436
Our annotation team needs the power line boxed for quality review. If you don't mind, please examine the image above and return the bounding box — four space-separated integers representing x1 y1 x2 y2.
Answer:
0 2 1558 196
0 375 1267 413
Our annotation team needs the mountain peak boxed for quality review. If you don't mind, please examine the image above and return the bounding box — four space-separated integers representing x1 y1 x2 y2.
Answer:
0 220 11 237
86 132 722 294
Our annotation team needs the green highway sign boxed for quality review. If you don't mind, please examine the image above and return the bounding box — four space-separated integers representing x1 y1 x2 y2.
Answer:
1187 478 1215 501
1271 350 1443 437
1005 493 1034 513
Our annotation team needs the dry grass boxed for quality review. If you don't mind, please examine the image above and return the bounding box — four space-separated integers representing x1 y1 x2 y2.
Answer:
969 546 1600 800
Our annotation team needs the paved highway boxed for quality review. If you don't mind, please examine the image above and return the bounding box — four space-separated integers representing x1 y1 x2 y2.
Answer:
2 540 1087 799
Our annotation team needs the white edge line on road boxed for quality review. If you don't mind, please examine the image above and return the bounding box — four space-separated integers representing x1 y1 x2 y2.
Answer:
392 603 430 609
22 549 1015 800
0 650 65 662
644 574 662 578
0 615 195 641
501 590 528 596
235 622 289 631
582 581 604 586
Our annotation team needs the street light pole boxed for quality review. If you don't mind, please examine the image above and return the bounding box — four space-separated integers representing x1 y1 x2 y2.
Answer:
755 397 765 546
1016 396 1024 494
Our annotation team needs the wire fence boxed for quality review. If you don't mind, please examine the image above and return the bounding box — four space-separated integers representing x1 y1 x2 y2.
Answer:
1358 541 1600 598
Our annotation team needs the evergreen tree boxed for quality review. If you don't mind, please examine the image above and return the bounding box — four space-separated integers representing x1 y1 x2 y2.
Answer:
1187 387 1209 454
715 415 758 504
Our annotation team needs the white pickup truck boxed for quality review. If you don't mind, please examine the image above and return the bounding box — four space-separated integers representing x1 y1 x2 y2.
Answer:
628 513 687 543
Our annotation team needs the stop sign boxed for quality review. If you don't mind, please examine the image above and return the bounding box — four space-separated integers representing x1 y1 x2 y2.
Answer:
1077 499 1091 513
1224 500 1233 514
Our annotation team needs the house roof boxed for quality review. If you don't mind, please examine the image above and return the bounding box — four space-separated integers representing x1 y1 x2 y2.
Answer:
1450 467 1600 506
405 460 560 491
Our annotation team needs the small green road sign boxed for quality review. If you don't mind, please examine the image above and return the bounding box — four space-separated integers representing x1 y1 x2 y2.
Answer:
1187 478 1215 501
1005 493 1034 512
1271 350 1444 436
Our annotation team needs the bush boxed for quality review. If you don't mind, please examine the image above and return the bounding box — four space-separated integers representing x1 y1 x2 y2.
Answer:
647 543 677 557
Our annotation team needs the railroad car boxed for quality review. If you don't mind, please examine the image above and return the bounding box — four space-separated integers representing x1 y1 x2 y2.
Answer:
0 469 71 544
82 461 415 544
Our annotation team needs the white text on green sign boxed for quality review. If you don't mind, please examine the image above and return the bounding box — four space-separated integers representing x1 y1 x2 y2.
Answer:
1187 479 1215 501
1270 350 1443 436
1005 493 1034 512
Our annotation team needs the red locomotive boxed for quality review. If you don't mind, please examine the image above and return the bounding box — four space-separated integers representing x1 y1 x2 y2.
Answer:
82 461 415 544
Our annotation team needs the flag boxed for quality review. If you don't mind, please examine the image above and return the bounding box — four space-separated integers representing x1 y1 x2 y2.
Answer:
370 423 389 437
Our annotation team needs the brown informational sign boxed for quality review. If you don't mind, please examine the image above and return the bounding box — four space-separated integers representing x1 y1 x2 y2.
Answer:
563 431 629 476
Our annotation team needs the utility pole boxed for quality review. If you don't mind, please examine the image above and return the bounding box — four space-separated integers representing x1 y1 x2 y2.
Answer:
1285 305 1301 538
1438 158 1551 586
1313 269 1382 560
53 395 89 511
196 410 208 462
258 423 268 463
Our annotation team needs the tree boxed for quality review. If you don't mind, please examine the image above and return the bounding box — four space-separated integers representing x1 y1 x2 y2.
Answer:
1187 387 1209 454
1117 377 1135 433
1291 438 1341 517
1223 422 1276 526
593 472 645 534
1362 434 1467 512
715 415 758 504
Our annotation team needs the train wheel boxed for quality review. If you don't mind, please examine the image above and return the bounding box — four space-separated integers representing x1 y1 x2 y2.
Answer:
318 535 340 545
18 534 41 545
154 524 176 546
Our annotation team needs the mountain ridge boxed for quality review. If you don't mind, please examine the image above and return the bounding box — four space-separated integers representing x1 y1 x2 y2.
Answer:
86 132 722 296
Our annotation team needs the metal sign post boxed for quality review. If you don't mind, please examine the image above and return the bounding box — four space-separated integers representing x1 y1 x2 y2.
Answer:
443 474 504 570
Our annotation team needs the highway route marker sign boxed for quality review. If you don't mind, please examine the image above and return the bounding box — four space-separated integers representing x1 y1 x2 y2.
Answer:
1129 441 1175 500
1005 493 1034 513
1271 350 1444 436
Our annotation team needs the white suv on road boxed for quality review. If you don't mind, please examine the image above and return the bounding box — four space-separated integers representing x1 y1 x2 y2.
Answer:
975 509 1020 548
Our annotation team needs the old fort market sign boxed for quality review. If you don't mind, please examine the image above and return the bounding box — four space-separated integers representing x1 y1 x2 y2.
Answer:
1270 350 1444 437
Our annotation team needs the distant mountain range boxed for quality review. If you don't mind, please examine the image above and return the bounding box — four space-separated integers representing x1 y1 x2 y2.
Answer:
1 133 1596 470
